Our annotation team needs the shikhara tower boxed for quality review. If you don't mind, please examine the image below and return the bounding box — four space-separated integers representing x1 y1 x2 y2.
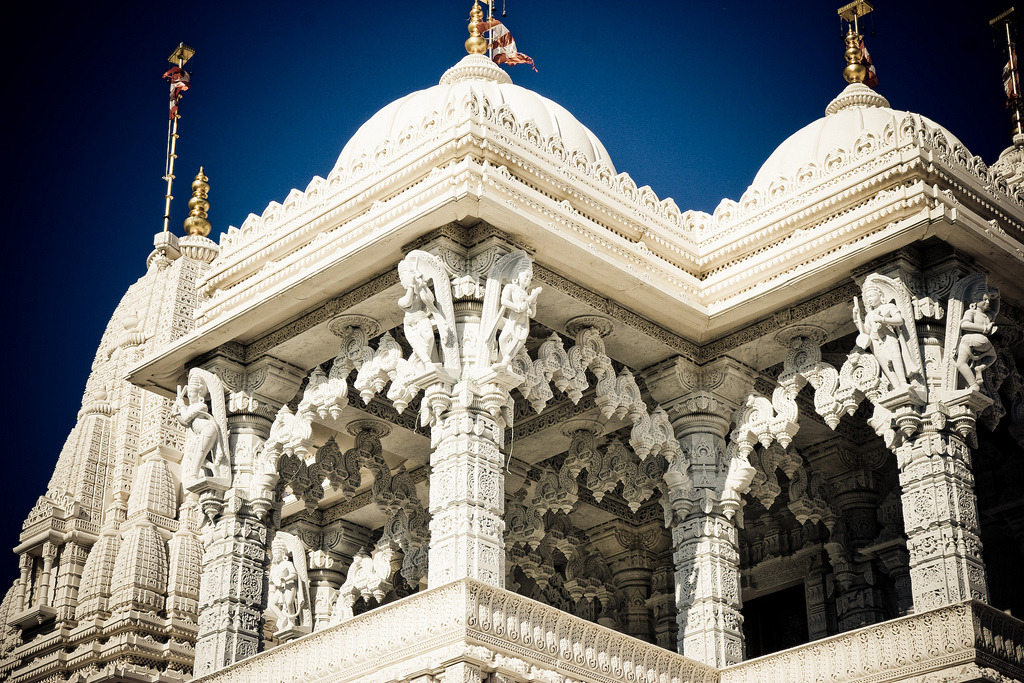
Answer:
3 4 1024 683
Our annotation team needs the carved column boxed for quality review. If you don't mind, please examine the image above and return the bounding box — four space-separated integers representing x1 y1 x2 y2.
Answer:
53 541 88 623
36 542 57 608
14 553 32 612
811 438 889 630
648 555 677 650
896 425 988 610
192 352 305 677
389 244 538 589
428 399 506 587
645 356 757 667
839 263 995 612
804 554 833 640
590 521 665 642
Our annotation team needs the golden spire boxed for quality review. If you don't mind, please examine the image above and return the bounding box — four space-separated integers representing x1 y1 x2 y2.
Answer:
838 1 873 84
183 167 211 237
465 2 487 55
842 28 866 84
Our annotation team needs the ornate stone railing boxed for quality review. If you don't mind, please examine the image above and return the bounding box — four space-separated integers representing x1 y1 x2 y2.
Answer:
720 600 1024 683
193 579 717 683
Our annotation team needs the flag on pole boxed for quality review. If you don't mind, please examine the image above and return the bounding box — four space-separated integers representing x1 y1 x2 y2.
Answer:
1004 48 1019 105
163 65 191 119
860 40 878 89
476 19 537 71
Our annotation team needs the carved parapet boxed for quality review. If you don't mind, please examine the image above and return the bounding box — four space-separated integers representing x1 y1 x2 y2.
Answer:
190 579 719 683
719 600 1024 683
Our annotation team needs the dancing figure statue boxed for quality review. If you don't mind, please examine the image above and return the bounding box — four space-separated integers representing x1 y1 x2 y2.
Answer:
497 269 541 366
267 532 311 635
173 368 230 490
397 252 459 375
852 275 925 402
477 250 541 371
398 271 442 366
955 291 999 390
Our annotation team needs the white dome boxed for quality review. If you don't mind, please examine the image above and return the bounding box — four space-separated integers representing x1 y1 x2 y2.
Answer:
750 83 966 189
335 54 614 173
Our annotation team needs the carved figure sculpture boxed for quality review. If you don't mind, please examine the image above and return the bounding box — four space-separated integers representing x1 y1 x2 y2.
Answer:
477 250 540 370
498 270 541 366
398 270 442 365
173 368 230 490
267 532 311 635
942 273 1000 393
397 251 459 376
852 275 925 402
956 292 999 390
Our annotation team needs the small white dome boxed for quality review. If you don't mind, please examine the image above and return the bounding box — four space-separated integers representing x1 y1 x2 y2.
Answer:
334 54 614 173
750 83 966 189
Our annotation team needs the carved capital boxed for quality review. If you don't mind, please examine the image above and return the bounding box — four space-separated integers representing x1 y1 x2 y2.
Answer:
200 353 305 420
643 357 757 438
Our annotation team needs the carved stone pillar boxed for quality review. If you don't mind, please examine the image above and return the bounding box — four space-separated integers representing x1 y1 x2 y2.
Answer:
811 438 889 630
590 521 665 642
192 351 305 676
896 426 988 611
838 263 996 612
804 554 833 640
53 541 88 623
648 556 677 650
14 553 32 612
645 356 757 667
36 542 57 608
391 244 539 589
427 384 507 588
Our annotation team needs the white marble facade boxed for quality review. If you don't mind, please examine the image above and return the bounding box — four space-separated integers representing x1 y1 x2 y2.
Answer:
3 25 1024 683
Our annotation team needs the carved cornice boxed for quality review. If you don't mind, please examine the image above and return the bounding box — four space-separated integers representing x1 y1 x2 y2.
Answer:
245 269 401 363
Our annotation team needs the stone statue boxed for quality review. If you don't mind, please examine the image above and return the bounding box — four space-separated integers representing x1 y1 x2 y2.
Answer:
173 368 230 490
497 268 541 366
477 250 540 370
853 275 925 402
267 532 311 636
398 270 443 366
955 291 999 390
397 251 459 376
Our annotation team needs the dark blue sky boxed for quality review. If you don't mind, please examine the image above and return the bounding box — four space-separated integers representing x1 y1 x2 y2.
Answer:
2 1 1015 587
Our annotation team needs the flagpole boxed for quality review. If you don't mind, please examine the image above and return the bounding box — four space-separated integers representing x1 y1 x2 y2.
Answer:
991 8 1023 139
488 1 494 60
162 43 195 234
1005 15 1022 137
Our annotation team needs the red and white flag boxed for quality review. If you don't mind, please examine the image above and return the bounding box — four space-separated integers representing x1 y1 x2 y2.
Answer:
163 65 191 119
860 40 878 89
477 19 537 72
1004 48 1019 105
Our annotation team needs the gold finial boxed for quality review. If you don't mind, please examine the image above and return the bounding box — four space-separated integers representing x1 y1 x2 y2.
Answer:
183 167 211 237
466 2 487 55
838 1 873 84
842 28 866 84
